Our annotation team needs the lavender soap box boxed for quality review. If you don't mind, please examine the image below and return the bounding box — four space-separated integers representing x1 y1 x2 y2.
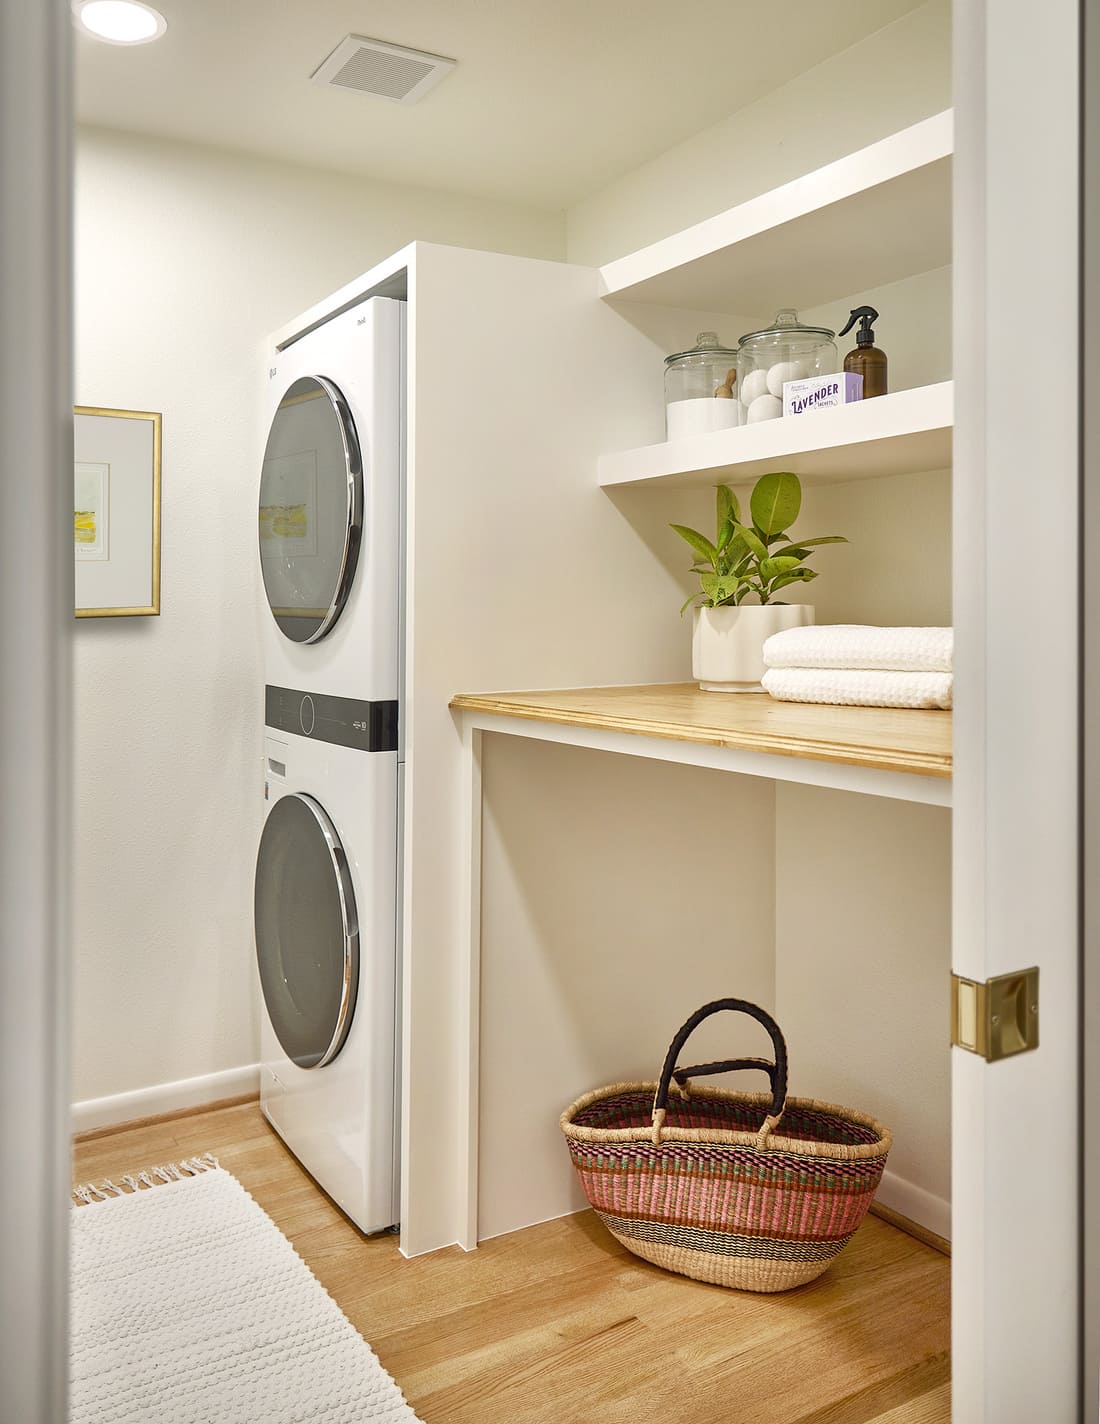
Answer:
782 371 863 416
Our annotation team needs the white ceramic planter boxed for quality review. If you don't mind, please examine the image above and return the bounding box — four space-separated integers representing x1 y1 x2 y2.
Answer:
692 604 814 692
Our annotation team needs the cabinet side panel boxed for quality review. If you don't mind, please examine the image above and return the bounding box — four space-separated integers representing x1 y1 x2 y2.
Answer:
402 246 727 1252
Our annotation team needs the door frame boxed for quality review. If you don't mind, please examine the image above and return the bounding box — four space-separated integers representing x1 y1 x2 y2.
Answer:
1082 0 1099 1414
0 1 73 1418
952 0 1081 1416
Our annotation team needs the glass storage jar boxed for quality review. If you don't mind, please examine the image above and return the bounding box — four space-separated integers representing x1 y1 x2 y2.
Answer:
664 332 740 441
736 309 838 423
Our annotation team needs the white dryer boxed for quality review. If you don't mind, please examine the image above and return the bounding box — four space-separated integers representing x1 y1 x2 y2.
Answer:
259 297 403 699
254 296 404 1234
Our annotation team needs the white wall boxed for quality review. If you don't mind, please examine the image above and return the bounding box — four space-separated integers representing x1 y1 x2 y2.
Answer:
793 468 952 629
478 737 776 1241
566 0 951 267
802 264 952 396
72 129 564 1108
775 785 952 1234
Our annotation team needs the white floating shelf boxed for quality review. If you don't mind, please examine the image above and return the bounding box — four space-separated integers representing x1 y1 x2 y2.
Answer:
599 110 953 314
598 382 953 491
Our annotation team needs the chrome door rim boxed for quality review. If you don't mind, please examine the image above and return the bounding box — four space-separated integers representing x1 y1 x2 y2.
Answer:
259 374 364 645
256 791 359 1069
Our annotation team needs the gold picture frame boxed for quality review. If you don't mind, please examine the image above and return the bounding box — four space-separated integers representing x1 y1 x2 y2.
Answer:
73 405 162 617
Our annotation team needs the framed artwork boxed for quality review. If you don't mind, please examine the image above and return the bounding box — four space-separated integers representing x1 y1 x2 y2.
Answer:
73 406 161 617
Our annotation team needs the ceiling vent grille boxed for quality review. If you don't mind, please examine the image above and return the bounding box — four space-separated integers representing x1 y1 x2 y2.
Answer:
311 35 456 105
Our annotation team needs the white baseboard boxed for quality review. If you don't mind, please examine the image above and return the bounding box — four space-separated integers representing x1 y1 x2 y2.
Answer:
876 1167 951 1241
72 1064 260 1134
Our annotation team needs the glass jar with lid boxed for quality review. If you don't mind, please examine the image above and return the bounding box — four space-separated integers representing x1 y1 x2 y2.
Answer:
664 332 740 441
736 309 838 424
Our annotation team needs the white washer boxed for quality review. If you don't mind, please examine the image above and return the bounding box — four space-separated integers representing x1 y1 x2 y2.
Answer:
255 297 404 1234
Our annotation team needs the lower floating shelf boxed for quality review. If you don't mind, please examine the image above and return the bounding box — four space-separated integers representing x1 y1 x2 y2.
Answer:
450 683 952 806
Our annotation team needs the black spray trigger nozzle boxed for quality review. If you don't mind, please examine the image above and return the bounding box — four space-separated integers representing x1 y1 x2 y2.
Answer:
838 305 879 346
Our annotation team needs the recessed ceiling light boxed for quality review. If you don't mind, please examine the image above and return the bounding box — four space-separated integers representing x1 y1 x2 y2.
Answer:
73 0 167 45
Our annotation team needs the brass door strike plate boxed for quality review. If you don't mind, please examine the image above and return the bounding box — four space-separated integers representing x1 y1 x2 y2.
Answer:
951 968 1039 1061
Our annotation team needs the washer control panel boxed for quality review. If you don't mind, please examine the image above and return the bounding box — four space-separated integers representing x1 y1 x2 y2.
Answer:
265 685 398 753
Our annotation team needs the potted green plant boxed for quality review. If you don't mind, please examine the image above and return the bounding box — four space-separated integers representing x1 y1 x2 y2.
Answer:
672 472 846 692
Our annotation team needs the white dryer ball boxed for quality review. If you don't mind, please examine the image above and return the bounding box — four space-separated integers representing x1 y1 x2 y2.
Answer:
767 360 808 398
747 393 783 423
740 367 770 407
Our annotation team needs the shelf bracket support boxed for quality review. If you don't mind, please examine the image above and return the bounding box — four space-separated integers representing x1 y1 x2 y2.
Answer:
951 968 1039 1062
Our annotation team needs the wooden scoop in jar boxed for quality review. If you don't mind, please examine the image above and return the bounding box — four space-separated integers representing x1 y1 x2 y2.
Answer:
714 367 737 399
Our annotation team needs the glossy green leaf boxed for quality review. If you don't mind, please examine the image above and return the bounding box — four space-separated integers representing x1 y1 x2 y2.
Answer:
724 532 750 565
759 555 803 580
670 524 718 567
770 569 818 593
750 472 801 535
733 523 769 562
700 573 741 605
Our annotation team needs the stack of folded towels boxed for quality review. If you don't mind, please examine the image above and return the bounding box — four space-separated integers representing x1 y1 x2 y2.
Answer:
761 625 953 710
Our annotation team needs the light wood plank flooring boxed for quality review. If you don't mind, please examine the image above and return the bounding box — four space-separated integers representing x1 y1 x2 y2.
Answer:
73 1102 950 1424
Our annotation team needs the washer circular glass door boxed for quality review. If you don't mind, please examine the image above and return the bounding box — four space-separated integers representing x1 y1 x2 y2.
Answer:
254 792 359 1069
259 375 363 643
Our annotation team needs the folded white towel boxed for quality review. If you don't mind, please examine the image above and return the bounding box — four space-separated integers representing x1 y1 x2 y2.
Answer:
762 667 953 710
762 625 953 673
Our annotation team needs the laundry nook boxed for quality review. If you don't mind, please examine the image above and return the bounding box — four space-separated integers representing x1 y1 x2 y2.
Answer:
1 1 1094 1421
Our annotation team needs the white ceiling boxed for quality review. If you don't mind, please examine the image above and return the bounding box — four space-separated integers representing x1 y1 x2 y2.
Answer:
75 0 923 210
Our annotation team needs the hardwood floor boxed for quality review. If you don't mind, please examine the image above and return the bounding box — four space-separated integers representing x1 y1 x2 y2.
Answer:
73 1102 950 1424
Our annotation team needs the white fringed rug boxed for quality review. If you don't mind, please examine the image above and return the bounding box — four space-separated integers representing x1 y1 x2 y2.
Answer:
71 1156 422 1423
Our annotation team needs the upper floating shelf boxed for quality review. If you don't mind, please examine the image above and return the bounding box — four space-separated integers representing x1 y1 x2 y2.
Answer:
598 382 953 491
599 111 953 314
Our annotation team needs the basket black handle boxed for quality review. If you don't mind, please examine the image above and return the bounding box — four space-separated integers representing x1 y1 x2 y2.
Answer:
652 999 788 1146
671 1056 777 1091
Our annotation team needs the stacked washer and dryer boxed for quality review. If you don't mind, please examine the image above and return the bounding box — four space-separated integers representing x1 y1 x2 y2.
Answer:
254 297 405 1234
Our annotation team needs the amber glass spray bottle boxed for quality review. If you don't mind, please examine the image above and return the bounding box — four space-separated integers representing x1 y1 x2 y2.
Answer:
838 306 888 398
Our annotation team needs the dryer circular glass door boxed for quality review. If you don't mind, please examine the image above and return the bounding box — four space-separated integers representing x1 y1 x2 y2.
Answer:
259 375 363 643
254 792 359 1069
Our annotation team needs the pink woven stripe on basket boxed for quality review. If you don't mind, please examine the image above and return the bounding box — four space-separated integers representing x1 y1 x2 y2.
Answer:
572 1157 880 1240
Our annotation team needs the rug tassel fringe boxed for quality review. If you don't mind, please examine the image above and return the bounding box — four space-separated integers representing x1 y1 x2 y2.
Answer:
72 1153 220 1206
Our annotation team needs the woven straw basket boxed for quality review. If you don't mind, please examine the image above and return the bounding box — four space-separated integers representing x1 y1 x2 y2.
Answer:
560 998 892 1293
